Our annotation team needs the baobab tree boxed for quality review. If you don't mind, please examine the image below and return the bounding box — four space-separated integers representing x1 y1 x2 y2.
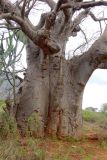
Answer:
0 0 107 137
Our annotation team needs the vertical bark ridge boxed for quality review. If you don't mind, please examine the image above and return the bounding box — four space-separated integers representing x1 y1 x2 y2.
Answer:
16 39 85 138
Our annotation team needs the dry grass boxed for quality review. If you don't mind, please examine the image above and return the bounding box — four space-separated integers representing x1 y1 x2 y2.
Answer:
0 105 107 159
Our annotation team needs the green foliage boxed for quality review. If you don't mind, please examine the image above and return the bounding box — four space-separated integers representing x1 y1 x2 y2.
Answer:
26 138 46 159
0 111 46 159
52 145 85 160
63 136 80 142
0 31 15 62
100 140 107 150
0 100 5 108
0 100 6 112
69 146 85 154
100 103 107 116
0 100 18 138
83 110 99 123
34 148 45 160
0 137 46 160
0 111 18 139
52 153 63 160
52 153 69 160
83 155 93 160
0 30 25 88
27 112 41 136
15 30 27 44
83 110 107 131
83 110 107 123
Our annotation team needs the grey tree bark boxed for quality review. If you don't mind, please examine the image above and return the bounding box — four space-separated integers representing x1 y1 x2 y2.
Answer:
1 0 107 138
16 27 107 137
16 39 84 137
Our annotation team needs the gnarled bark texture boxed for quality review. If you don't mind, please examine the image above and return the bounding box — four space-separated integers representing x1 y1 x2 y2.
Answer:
1 0 107 138
16 40 83 137
16 26 107 137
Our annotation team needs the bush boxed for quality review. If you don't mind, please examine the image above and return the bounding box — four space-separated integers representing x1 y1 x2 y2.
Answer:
0 111 18 138
27 112 41 137
82 110 107 124
100 103 107 116
0 100 6 112
0 100 18 138
83 110 99 123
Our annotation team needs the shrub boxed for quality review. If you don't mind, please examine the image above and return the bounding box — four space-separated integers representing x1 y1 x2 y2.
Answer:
27 112 41 137
0 111 18 139
83 110 99 123
100 103 107 116
0 100 6 112
82 110 107 125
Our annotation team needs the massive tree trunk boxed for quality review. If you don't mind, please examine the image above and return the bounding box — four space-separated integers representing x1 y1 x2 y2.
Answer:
16 39 84 137
16 26 107 137
2 0 107 138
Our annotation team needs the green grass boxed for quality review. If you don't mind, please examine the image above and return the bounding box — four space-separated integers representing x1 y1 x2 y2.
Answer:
0 137 46 160
83 155 93 160
52 153 70 160
26 112 42 137
100 140 107 150
0 100 5 112
83 110 107 125
0 107 107 159
0 100 18 139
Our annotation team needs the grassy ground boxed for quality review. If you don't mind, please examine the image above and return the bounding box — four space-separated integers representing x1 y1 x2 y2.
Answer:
83 110 107 129
0 132 107 160
0 102 107 160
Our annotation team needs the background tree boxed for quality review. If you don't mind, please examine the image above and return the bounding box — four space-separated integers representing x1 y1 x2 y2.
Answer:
0 0 107 137
85 107 98 112
100 103 107 115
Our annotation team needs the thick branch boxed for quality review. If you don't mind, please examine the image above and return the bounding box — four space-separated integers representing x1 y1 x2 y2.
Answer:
44 0 72 31
71 26 107 86
81 26 107 66
60 1 107 11
77 1 107 10
0 0 60 54
88 26 107 61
